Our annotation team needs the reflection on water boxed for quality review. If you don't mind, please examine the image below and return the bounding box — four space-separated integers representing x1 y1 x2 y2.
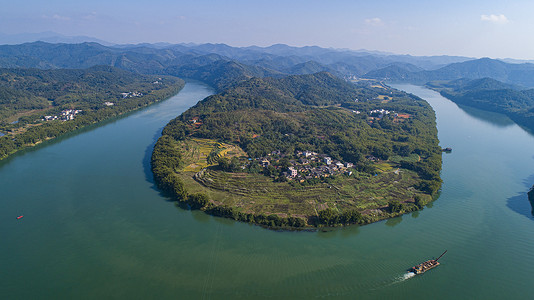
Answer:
506 174 534 220
385 216 403 227
456 104 515 128
191 209 211 224
316 224 360 238
411 211 420 219
529 186 534 217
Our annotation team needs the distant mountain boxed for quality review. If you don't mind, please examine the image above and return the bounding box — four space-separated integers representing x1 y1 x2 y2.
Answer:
0 31 112 46
164 43 472 75
0 41 480 89
499 58 534 64
366 58 534 88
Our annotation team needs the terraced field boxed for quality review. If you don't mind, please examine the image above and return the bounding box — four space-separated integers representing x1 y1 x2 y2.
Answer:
177 160 426 219
179 138 246 172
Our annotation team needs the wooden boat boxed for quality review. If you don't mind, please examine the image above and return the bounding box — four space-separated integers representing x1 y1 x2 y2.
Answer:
409 250 447 274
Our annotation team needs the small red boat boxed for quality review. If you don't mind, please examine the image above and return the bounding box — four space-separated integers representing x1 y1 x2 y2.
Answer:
16 215 23 219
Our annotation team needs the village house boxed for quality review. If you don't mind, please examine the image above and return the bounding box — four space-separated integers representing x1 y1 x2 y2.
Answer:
366 155 378 162
44 115 58 121
288 167 298 178
261 159 270 167
369 109 392 119
298 158 310 164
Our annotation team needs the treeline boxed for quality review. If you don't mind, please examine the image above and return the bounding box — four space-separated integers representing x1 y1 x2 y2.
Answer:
0 67 184 160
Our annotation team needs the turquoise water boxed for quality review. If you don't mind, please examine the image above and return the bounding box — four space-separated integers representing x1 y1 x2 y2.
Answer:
1 82 533 299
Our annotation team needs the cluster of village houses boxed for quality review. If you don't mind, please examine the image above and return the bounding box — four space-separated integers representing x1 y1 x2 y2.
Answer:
120 91 143 98
255 150 356 182
43 109 82 121
365 108 411 124
42 90 148 121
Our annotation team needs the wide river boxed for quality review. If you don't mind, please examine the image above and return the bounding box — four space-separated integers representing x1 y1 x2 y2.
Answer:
1 82 534 299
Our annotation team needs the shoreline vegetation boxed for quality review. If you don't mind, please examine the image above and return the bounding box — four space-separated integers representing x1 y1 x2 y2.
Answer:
0 66 185 161
425 78 534 133
152 73 442 230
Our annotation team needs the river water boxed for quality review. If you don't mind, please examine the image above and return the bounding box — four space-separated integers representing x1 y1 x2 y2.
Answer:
1 82 533 299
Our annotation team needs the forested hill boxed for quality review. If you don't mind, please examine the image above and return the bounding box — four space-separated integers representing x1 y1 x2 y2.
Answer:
172 72 376 118
0 65 181 120
164 59 282 92
0 66 184 159
427 78 534 131
152 72 443 228
163 72 440 167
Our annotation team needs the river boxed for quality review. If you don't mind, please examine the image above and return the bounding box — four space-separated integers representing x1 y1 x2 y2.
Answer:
1 82 533 299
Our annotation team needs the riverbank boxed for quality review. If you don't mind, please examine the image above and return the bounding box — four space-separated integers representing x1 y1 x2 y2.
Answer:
0 77 184 161
424 79 534 134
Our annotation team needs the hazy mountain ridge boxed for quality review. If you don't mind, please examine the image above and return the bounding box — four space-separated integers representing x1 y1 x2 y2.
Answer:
366 58 534 88
4 40 534 92
0 41 473 79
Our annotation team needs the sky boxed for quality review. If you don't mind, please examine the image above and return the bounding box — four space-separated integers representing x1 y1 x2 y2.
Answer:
2 0 534 59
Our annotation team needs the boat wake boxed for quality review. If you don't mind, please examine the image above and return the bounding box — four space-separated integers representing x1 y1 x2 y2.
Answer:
374 272 416 290
401 272 416 281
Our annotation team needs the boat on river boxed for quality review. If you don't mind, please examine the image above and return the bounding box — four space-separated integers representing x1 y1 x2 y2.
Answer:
409 250 447 274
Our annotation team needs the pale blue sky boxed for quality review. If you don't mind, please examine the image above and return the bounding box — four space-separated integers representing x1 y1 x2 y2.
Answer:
2 0 534 59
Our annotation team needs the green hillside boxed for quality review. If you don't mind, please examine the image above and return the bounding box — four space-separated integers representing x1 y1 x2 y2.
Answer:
0 66 184 159
427 77 534 132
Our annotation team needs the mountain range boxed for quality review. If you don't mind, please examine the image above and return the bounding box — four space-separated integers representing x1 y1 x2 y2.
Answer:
3 40 534 92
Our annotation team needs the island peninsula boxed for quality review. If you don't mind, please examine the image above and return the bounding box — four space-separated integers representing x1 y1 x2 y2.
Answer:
152 72 442 229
